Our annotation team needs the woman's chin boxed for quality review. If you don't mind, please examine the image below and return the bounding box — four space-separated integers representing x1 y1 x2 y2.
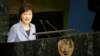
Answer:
24 22 30 24
26 21 31 23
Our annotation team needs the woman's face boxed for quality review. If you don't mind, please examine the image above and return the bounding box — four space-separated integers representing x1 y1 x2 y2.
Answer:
20 10 33 24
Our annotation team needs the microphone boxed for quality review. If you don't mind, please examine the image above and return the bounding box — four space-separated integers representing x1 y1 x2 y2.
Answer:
39 20 51 38
33 19 78 37
33 29 77 35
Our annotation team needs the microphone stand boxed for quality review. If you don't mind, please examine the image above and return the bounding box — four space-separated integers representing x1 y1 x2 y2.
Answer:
33 29 76 36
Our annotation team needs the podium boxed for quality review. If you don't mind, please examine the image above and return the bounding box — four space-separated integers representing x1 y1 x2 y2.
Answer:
0 30 100 56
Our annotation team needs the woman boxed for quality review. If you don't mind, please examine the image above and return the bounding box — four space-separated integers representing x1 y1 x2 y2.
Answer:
7 3 36 43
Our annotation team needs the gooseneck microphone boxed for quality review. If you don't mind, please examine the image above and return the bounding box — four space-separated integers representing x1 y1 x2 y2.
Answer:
33 19 78 38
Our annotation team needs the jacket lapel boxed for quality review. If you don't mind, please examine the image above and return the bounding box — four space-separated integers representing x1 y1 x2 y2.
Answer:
18 21 28 38
29 24 33 38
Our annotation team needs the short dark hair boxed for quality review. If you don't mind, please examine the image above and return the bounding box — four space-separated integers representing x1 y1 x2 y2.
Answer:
19 3 33 16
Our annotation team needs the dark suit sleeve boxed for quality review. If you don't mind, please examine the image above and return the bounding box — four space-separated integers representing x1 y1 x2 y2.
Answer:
88 0 100 12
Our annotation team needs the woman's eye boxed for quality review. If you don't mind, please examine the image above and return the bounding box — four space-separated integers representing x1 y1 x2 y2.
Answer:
23 14 27 15
29 14 31 15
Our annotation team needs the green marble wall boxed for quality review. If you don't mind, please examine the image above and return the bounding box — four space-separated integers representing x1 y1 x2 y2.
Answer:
0 0 9 43
1 32 100 56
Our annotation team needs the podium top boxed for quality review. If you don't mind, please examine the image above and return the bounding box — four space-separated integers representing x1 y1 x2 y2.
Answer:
33 29 77 35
